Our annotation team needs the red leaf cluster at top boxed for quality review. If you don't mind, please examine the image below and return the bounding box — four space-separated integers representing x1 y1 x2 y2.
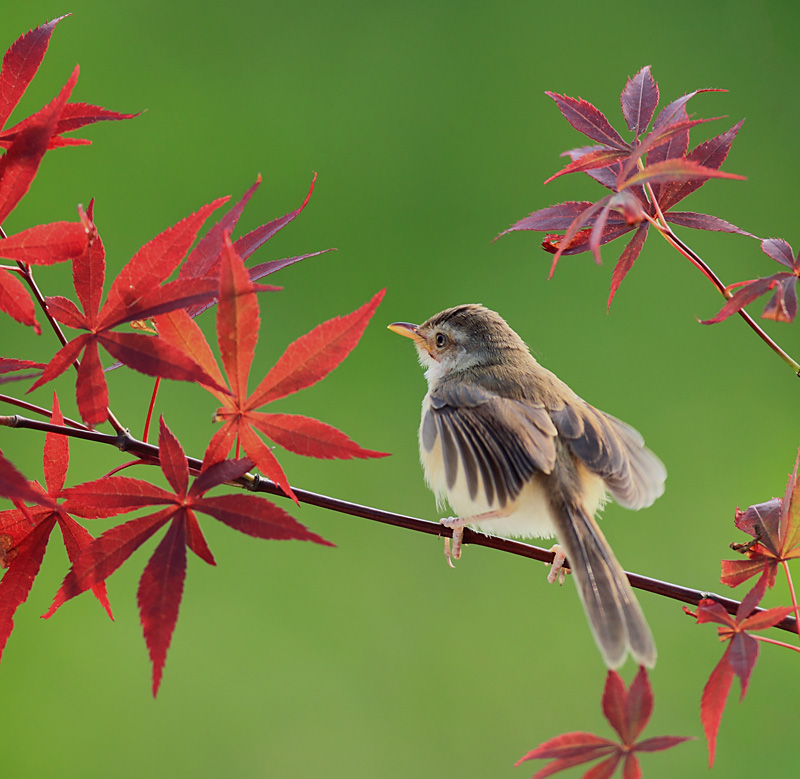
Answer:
499 66 753 309
0 16 137 333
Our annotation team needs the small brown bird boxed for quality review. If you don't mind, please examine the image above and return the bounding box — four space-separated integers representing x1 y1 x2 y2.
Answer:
389 304 665 668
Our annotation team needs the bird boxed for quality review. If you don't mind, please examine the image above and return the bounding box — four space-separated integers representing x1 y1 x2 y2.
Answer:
388 304 665 669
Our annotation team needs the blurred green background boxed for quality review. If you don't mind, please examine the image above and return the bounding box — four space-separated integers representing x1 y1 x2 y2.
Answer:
2 1 799 777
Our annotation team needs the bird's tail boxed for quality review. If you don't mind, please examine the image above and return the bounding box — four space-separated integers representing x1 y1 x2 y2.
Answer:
553 501 656 669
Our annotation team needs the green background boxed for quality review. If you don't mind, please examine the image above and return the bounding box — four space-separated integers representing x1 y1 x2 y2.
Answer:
2 1 799 777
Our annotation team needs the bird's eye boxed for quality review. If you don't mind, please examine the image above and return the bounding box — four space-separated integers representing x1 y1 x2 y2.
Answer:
434 332 448 349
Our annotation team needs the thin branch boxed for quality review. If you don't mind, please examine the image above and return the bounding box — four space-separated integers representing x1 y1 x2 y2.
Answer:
0 393 91 431
12 259 71 350
641 206 800 375
2 412 797 635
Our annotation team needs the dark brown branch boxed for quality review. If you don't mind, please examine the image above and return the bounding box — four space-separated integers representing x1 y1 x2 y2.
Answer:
1 412 796 635
0 393 91 431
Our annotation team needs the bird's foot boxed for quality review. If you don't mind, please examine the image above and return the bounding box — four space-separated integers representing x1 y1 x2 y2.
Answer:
440 518 464 568
439 510 506 568
547 544 570 585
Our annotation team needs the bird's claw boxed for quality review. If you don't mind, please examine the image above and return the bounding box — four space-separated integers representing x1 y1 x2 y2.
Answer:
441 518 464 568
547 544 570 585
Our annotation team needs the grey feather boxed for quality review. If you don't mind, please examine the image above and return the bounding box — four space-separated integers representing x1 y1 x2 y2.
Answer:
553 501 657 668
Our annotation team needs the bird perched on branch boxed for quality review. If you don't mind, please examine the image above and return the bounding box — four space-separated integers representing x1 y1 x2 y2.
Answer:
389 304 665 669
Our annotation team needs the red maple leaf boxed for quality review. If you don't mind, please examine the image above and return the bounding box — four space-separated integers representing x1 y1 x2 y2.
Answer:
0 448 53 509
0 16 137 153
0 393 112 660
702 238 800 324
28 201 231 426
499 66 752 307
720 448 800 593
0 64 78 226
0 357 45 385
45 415 331 696
177 173 332 319
685 580 795 767
155 233 388 501
0 221 90 332
515 666 691 778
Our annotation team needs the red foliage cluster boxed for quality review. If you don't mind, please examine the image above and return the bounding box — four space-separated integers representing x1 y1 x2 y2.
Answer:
683 450 800 766
499 66 752 307
0 17 386 696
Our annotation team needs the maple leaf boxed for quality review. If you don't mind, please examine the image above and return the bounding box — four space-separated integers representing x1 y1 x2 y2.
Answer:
0 64 79 226
702 238 800 324
0 221 88 265
29 201 231 426
0 16 136 153
0 356 45 384
0 17 67 130
499 67 753 307
155 234 388 502
46 416 331 696
720 447 800 591
178 173 332 318
0 267 42 332
0 448 52 508
685 581 795 767
515 666 691 778
0 394 112 661
620 65 659 138
0 221 90 331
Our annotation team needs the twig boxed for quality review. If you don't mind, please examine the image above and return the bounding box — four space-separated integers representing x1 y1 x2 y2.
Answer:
640 196 800 375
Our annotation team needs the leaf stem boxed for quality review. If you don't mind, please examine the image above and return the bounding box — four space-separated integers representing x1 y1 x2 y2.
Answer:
2 412 798 636
781 560 800 643
143 377 161 442
752 635 800 653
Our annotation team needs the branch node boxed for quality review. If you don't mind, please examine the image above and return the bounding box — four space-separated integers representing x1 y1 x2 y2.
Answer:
114 429 135 451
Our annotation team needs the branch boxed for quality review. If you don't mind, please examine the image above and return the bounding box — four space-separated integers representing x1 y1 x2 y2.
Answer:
640 198 800 375
2 412 795 636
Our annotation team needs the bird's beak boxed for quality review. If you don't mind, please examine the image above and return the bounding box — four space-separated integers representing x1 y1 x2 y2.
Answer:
388 322 425 345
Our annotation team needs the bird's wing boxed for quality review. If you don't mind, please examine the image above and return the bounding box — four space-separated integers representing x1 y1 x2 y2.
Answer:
424 382 558 508
548 397 666 510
